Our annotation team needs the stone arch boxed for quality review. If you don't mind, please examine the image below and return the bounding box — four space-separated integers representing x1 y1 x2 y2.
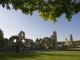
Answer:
9 36 19 43
18 31 25 40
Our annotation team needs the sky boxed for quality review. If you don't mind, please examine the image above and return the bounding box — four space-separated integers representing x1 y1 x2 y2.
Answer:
0 6 80 42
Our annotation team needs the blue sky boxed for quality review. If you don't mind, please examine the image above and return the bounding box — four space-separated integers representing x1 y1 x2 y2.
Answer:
0 6 80 41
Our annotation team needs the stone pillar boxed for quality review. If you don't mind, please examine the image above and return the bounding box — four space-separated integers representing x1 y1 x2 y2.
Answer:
51 31 58 50
70 34 74 48
53 31 58 49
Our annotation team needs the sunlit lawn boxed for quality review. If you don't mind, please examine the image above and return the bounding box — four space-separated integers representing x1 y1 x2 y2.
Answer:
0 51 80 60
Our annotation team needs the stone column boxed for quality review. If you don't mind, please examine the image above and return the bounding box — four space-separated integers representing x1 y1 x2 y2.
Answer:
70 34 74 48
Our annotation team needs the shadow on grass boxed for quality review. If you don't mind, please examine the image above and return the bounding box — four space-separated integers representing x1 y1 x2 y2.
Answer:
0 51 80 60
0 52 40 60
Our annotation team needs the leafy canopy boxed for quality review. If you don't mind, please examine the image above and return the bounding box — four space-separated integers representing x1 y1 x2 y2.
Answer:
0 0 80 22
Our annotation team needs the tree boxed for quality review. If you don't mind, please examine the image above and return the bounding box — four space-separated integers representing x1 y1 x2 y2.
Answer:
0 0 80 22
3 38 8 48
0 29 4 50
0 29 4 40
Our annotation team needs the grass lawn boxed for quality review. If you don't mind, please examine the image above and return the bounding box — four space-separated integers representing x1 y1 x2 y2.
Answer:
0 51 80 60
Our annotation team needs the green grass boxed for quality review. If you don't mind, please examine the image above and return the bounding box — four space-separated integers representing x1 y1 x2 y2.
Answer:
0 51 80 60
66 48 80 51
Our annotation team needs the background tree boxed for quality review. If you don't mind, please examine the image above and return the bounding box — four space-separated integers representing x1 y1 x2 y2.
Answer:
3 38 8 49
0 29 4 51
0 0 80 22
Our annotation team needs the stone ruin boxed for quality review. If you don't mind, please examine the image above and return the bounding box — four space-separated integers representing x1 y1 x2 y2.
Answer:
8 31 33 51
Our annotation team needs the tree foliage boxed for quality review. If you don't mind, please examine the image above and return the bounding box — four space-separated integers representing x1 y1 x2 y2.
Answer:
0 29 3 40
0 29 4 49
0 0 80 22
